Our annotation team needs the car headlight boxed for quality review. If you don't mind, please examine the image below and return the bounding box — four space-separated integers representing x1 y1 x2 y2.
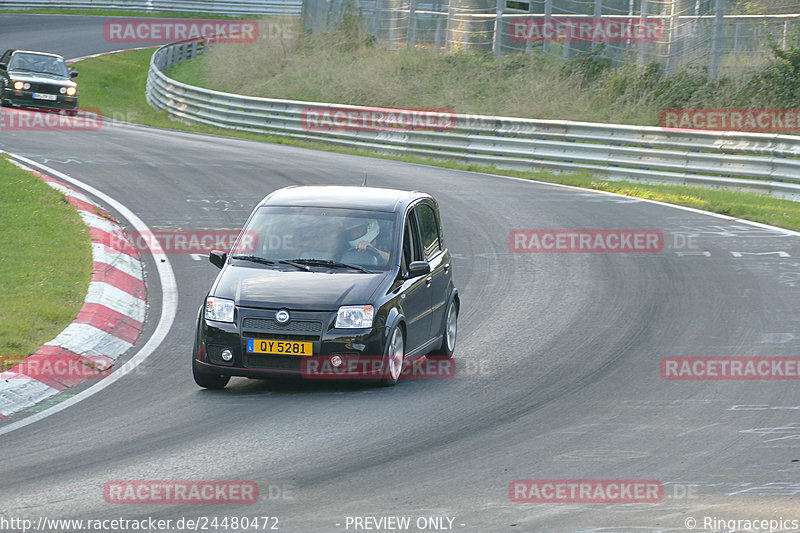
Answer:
205 297 235 323
65 86 77 96
13 81 29 90
335 305 374 329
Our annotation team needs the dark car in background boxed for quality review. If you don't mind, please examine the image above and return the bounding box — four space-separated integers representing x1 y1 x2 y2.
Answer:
0 49 78 115
192 185 459 389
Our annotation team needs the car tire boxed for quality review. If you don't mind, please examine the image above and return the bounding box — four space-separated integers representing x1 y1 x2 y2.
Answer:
380 325 405 387
192 332 230 389
192 360 230 389
429 297 457 359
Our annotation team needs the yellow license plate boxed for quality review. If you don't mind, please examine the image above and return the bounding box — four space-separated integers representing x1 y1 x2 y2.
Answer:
247 339 312 356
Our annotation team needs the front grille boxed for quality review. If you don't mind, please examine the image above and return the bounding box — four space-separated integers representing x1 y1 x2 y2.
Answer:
243 333 319 342
244 354 303 371
242 317 322 333
27 82 62 94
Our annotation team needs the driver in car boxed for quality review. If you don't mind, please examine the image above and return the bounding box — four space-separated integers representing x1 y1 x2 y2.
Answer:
346 219 390 263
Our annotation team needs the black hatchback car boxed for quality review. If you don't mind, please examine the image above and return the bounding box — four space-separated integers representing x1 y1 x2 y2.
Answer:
0 49 79 114
192 185 459 388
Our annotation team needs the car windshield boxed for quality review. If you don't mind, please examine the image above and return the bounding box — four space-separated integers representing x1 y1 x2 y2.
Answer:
9 53 69 77
232 206 398 271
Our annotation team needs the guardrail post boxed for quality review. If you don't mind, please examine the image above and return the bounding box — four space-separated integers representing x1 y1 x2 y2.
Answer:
434 15 444 54
591 0 603 50
666 0 681 75
493 0 504 56
331 0 345 24
373 0 383 37
388 4 396 50
542 0 552 54
408 0 418 49
637 0 648 67
445 0 454 51
708 0 725 80
783 19 790 50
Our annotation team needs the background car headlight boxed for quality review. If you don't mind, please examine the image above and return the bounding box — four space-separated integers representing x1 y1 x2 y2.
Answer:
335 305 374 329
65 86 77 96
205 297 235 323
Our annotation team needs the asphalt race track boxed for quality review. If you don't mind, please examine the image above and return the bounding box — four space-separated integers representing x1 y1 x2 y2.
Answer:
2 14 800 532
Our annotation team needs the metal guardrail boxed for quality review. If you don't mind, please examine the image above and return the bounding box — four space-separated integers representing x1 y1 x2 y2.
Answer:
0 0 302 15
146 40 800 200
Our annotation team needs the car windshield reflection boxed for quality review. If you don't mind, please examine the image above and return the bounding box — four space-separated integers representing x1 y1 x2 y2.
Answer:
233 206 397 271
9 53 70 77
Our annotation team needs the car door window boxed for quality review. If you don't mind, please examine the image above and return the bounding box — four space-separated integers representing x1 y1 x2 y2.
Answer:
402 213 423 274
416 204 442 260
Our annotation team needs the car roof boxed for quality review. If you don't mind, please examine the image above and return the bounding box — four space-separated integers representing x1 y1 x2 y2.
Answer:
258 185 431 213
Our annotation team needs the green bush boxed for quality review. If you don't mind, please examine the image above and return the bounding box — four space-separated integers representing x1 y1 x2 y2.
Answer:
653 68 709 108
561 44 612 87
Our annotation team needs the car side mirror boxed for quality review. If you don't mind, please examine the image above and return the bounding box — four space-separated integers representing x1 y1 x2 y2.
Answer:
407 261 430 277
0 63 6 71
70 70 78 78
209 250 227 269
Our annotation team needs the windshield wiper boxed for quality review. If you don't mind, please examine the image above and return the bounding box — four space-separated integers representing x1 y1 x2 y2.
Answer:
288 258 370 273
278 259 311 271
230 255 276 265
231 255 311 271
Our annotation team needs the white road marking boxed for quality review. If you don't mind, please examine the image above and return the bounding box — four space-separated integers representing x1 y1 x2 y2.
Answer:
674 251 711 257
730 251 791 257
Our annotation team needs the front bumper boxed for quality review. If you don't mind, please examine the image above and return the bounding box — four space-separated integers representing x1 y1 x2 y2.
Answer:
3 90 78 111
196 306 389 379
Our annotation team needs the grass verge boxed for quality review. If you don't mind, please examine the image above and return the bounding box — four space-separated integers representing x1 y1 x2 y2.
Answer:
75 48 800 233
0 156 92 367
165 18 800 128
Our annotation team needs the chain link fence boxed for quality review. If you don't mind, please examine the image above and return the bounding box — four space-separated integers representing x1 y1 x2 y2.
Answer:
304 0 800 78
